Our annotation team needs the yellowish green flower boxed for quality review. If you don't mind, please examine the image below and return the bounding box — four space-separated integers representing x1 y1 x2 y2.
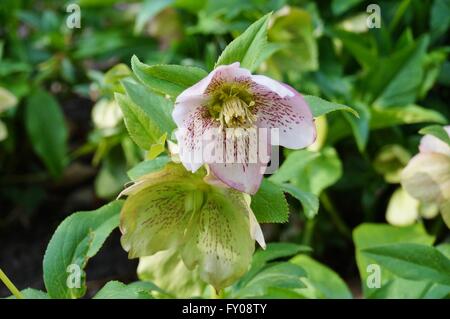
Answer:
119 162 265 290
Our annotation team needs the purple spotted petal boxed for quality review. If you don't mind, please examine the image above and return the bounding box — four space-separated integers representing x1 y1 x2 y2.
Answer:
209 128 271 194
252 77 316 149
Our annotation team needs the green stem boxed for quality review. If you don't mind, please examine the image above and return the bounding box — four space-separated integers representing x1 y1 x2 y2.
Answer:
301 218 316 247
0 269 23 299
320 192 352 240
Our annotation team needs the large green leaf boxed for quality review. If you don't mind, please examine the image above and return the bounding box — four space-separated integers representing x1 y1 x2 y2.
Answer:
131 55 208 99
250 179 289 223
43 201 123 299
304 95 358 118
122 80 175 140
353 223 436 298
116 87 173 150
362 243 450 286
25 89 68 177
290 255 352 299
215 13 271 71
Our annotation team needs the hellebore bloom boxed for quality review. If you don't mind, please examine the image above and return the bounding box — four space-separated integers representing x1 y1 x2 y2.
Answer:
401 126 450 227
173 62 316 194
119 163 265 290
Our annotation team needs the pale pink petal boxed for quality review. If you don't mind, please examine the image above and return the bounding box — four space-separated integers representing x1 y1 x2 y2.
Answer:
419 125 450 156
208 128 270 194
174 107 219 172
176 62 249 103
253 81 316 149
251 74 294 98
210 162 265 195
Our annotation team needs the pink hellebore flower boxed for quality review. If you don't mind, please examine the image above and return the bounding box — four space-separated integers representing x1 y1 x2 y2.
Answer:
173 62 316 194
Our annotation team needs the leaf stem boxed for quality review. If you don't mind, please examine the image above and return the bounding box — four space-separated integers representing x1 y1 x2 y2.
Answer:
0 268 23 299
320 192 352 240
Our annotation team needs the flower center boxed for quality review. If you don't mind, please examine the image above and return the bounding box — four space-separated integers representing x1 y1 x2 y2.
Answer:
207 83 256 129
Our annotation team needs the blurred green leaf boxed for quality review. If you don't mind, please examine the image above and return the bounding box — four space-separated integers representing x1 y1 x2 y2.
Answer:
25 89 68 177
234 263 306 298
430 0 450 41
419 125 450 146
290 255 352 299
370 105 447 129
365 36 429 108
134 0 173 34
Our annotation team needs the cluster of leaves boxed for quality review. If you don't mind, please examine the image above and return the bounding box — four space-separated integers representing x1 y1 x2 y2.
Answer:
1 0 449 299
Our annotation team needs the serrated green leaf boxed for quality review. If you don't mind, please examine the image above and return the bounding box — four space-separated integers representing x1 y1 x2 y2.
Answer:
122 80 175 137
43 201 123 299
250 179 289 223
25 89 68 177
7 288 49 299
215 13 271 71
280 183 319 219
131 55 208 99
419 124 450 147
304 95 359 118
362 243 450 286
116 90 170 150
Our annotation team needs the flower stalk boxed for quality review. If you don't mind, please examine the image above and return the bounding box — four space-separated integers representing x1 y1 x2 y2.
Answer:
0 268 23 299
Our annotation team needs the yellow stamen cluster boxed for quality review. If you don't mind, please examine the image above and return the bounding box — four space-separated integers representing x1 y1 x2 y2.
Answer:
220 97 255 128
208 83 256 129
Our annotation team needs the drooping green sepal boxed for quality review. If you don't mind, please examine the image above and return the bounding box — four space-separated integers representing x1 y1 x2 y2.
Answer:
120 163 259 290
